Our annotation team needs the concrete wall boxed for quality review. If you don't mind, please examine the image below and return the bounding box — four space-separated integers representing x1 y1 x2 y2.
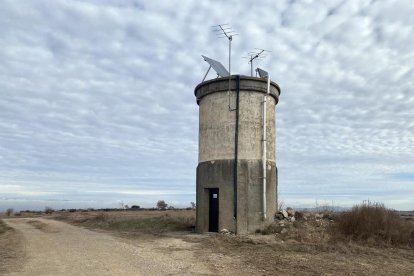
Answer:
195 76 280 234
196 159 277 234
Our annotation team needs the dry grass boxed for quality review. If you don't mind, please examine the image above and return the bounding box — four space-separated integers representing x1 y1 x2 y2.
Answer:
0 211 43 219
201 208 414 275
0 219 12 234
201 232 414 276
52 210 196 234
0 219 25 274
330 202 414 247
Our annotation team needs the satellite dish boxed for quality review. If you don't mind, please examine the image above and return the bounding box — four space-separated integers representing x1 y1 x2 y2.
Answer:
201 55 229 82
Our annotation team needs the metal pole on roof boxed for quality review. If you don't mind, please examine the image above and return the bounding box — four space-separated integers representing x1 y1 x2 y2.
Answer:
214 24 237 111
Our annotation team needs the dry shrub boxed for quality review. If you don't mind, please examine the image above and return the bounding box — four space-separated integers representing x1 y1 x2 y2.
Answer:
293 228 308 242
44 207 54 214
0 220 11 235
295 211 304 220
6 208 13 217
331 201 414 247
94 213 109 222
261 223 283 235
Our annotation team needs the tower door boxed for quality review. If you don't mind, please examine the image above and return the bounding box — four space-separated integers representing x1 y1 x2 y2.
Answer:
208 188 219 232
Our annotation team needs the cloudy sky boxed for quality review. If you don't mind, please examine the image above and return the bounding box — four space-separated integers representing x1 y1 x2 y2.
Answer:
1 0 413 211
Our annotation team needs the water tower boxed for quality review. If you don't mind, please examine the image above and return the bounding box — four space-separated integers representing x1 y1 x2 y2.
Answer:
194 54 281 234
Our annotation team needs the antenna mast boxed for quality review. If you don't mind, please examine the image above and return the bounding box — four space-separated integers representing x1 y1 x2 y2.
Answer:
244 48 271 77
213 24 238 110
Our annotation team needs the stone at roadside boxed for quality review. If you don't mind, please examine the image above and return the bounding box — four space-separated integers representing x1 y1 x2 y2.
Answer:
289 216 296 222
286 207 295 217
282 210 289 218
219 229 231 235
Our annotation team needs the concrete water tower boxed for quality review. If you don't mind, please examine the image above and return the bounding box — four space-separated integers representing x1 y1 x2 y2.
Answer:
194 56 281 234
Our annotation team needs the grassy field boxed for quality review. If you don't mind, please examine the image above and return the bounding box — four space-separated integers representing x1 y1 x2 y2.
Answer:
51 209 196 234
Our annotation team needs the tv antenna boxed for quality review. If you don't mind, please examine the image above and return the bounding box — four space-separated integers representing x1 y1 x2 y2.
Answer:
243 48 271 77
212 24 238 110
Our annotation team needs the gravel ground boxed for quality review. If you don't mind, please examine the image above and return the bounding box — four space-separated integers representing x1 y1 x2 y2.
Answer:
3 218 213 275
5 215 412 276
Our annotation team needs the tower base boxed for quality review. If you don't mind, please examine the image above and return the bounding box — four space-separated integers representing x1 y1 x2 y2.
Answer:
196 159 277 234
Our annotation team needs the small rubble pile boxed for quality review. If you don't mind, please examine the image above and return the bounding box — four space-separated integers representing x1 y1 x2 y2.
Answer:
258 207 337 242
275 207 296 222
219 228 233 235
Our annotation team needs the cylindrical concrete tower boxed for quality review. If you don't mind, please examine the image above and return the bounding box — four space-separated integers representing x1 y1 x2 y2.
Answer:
194 75 281 234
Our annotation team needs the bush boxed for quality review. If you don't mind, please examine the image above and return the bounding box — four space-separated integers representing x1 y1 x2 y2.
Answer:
44 207 54 214
295 211 304 220
261 223 283 235
331 201 414 247
94 213 109 222
6 208 13 217
156 200 168 211
0 219 12 234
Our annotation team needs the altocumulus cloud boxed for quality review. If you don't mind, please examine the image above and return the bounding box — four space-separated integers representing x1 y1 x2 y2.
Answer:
0 0 413 211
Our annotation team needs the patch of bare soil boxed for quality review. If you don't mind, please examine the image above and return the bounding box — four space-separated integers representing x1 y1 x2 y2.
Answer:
0 220 25 275
3 218 217 275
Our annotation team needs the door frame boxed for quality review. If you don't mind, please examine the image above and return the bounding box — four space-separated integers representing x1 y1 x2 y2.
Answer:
208 188 219 232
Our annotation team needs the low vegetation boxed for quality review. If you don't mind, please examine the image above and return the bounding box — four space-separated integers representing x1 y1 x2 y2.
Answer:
103 216 194 232
6 208 14 217
44 207 55 214
330 201 414 247
156 200 168 210
53 210 196 234
0 219 24 275
0 219 11 234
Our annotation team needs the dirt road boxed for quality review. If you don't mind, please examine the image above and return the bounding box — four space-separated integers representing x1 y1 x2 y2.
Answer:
4 218 214 275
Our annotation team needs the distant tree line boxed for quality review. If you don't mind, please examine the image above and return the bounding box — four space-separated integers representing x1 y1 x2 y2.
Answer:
3 201 197 215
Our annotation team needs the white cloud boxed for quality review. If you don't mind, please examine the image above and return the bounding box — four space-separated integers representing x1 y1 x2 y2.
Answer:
0 0 413 211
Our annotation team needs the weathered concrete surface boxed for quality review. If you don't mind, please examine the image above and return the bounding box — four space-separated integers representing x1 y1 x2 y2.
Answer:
196 77 279 163
196 159 277 234
195 75 280 234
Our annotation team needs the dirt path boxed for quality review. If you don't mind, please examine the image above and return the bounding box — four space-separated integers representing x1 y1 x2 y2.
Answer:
3 218 213 275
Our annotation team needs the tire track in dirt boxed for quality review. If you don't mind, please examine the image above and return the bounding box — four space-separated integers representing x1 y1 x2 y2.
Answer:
4 218 213 275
